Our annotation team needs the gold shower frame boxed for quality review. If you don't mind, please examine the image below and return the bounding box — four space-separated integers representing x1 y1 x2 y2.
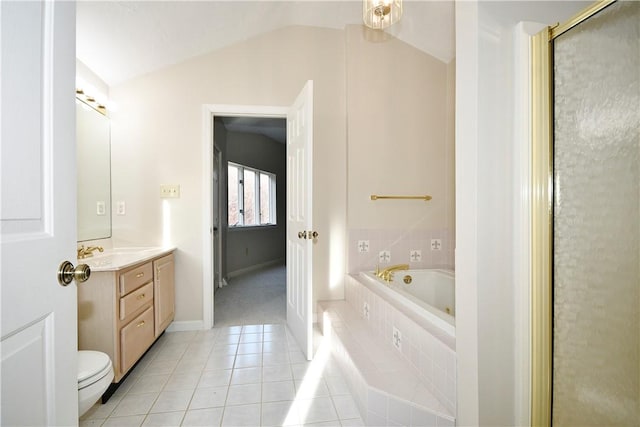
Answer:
530 1 617 425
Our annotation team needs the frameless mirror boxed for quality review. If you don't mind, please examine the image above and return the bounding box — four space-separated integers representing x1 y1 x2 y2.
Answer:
77 99 111 241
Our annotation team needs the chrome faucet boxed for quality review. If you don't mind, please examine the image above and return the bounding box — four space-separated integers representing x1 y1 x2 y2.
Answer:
77 245 104 259
377 263 409 282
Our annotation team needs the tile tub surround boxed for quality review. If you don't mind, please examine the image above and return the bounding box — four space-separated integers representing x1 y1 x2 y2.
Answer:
348 229 455 274
318 300 455 426
344 274 456 415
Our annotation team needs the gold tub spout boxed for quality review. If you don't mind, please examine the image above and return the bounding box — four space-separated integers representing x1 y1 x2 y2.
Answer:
378 263 409 282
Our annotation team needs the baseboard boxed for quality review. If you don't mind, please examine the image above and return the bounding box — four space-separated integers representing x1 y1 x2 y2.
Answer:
166 320 204 332
227 258 285 279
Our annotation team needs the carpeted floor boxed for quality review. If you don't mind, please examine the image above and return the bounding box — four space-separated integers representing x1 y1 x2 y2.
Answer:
214 264 286 327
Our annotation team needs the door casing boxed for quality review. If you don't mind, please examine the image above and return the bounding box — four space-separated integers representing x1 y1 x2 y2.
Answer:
201 104 288 330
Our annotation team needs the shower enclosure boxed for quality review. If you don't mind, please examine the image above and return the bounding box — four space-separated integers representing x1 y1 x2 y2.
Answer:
531 1 639 425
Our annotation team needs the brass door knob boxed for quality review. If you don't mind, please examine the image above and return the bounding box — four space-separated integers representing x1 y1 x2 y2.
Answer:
298 231 307 239
57 261 91 286
309 231 319 239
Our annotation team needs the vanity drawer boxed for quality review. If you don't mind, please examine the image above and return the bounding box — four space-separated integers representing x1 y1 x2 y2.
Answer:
120 306 154 374
119 262 152 296
120 282 153 322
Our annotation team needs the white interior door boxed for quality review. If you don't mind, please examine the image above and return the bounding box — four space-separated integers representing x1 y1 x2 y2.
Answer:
1 1 78 425
286 81 314 360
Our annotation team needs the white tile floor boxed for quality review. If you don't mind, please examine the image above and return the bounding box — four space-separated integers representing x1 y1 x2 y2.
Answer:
80 324 364 427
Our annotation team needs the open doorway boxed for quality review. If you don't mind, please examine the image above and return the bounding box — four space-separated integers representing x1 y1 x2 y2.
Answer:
202 82 314 359
201 104 288 331
213 115 287 326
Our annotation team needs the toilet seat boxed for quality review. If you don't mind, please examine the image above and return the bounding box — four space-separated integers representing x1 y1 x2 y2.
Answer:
78 350 112 390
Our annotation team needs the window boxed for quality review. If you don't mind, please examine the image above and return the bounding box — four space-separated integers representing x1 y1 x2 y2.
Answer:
228 162 276 227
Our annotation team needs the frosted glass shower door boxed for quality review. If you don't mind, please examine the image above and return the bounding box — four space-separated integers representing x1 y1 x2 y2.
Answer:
552 1 640 425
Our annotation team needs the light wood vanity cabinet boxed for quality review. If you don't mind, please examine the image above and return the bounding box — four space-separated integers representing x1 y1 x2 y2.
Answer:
78 251 175 382
153 254 175 337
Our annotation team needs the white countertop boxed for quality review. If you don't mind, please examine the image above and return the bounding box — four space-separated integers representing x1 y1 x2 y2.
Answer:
79 247 176 272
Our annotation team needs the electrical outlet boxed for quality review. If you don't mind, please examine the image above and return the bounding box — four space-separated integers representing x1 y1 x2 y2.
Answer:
116 201 126 215
357 240 370 253
410 249 422 262
378 250 391 263
431 239 442 251
363 301 370 320
160 184 181 198
96 201 106 216
392 326 402 351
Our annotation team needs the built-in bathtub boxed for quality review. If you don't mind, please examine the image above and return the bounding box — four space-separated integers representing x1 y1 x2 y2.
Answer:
335 268 457 418
358 269 455 339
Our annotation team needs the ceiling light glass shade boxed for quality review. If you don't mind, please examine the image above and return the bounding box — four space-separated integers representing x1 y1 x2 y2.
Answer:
363 0 403 30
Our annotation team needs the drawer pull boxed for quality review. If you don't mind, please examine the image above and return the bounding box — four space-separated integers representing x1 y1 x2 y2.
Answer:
137 320 146 328
136 272 145 278
137 294 146 300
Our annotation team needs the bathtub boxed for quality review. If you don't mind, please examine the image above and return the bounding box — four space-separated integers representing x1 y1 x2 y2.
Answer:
358 269 455 338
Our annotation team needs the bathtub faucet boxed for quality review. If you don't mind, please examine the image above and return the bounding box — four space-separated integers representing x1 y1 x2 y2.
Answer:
378 264 409 282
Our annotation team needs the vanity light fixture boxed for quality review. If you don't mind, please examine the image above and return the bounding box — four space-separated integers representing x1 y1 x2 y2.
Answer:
363 0 403 30
76 88 107 115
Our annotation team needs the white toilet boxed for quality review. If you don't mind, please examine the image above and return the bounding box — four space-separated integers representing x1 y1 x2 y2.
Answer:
77 350 114 417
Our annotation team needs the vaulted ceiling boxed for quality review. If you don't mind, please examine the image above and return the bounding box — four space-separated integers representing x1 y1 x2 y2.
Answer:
76 1 456 86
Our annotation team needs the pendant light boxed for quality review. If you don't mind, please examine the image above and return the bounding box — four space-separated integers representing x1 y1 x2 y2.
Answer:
363 0 403 30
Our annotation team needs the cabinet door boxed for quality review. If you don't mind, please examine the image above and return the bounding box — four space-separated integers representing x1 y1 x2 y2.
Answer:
120 306 154 375
153 253 175 337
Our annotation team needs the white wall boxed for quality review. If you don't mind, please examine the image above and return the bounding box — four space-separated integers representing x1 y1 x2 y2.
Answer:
109 26 347 322
455 1 591 425
345 25 456 273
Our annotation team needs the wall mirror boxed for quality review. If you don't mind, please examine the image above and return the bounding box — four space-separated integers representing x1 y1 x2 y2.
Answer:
77 99 111 241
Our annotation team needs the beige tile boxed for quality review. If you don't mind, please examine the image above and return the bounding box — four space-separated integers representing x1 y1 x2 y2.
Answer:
111 392 159 417
230 366 262 385
221 403 261 427
141 411 185 426
198 369 232 388
149 389 193 413
262 380 296 402
102 415 146 427
262 400 300 426
181 407 224 427
226 383 261 406
128 374 170 395
163 372 201 391
297 397 339 424
189 386 228 410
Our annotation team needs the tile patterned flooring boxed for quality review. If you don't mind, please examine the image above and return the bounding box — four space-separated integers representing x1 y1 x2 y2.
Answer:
80 324 364 426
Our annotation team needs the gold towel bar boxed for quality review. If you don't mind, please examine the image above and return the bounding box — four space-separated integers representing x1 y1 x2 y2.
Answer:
370 195 432 201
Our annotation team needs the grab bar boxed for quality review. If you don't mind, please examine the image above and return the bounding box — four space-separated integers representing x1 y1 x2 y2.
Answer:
370 194 432 201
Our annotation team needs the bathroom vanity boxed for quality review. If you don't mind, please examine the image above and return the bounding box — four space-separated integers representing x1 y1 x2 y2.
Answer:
77 247 176 383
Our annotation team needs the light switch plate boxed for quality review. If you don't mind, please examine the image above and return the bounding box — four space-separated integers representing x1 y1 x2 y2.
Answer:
96 201 106 216
116 201 126 215
160 184 181 198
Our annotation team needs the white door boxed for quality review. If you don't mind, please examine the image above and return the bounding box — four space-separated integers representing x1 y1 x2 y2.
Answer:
1 1 79 425
286 81 314 360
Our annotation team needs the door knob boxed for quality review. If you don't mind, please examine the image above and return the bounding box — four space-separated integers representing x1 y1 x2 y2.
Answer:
308 231 319 239
57 261 91 286
298 231 307 239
